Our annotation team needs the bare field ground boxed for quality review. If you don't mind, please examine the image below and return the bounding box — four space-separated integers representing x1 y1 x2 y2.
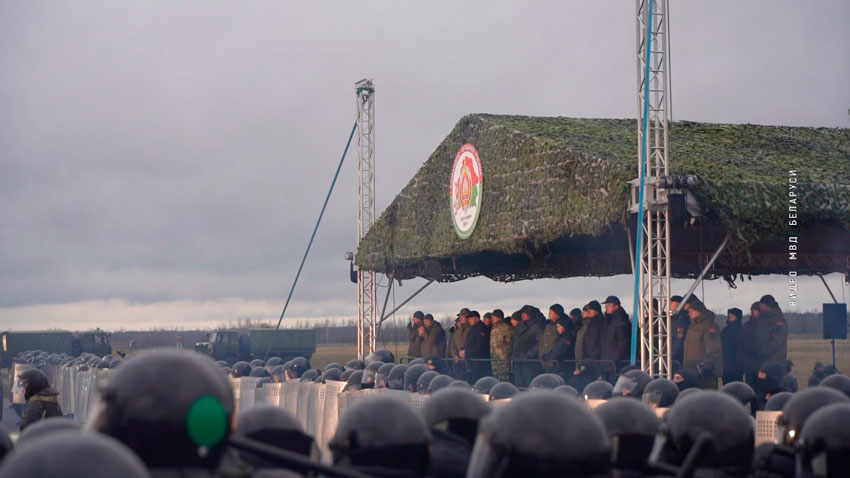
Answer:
311 343 406 369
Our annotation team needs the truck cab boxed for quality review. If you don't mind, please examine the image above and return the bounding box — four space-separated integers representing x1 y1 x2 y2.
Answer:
72 330 111 357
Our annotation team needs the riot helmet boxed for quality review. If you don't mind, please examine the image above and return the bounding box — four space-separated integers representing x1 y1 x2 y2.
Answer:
286 357 310 379
373 349 395 364
553 385 580 398
765 391 794 411
339 369 355 383
235 405 315 462
583 380 614 400
387 364 408 390
344 359 364 371
448 380 473 391
0 431 150 478
361 361 384 389
324 362 344 372
428 374 454 394
421 388 491 443
0 425 11 464
90 349 234 470
299 369 319 383
488 382 519 401
473 376 499 395
674 387 701 404
249 366 269 378
408 358 425 366
363 352 382 366
403 364 429 393
264 356 282 371
322 368 343 383
595 398 659 472
529 373 565 391
796 403 850 478
467 392 610 477
416 371 439 395
642 378 679 408
721 381 758 414
375 362 396 388
777 387 848 446
231 361 252 378
16 418 80 448
329 396 430 476
819 374 850 400
613 370 651 398
650 391 753 474
256 377 272 388
270 365 286 383
249 359 265 368
343 370 364 392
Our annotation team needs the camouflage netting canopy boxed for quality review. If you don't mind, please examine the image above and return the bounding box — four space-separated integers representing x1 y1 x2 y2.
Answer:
356 114 850 282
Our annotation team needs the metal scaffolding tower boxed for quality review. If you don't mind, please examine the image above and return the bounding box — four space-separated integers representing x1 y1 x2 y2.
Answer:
633 0 672 378
355 79 377 359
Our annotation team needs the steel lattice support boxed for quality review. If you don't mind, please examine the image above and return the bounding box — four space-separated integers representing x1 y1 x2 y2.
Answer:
635 0 672 378
355 79 377 360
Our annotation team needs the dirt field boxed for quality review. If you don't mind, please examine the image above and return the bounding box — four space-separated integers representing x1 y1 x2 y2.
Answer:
311 343 406 370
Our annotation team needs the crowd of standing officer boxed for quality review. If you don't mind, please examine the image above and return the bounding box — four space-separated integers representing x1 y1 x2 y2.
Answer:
405 293 788 391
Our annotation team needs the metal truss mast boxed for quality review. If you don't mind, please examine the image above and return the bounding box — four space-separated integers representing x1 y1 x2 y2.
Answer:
355 79 377 359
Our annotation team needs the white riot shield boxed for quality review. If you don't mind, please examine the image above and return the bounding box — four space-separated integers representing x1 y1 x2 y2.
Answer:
282 381 299 416
408 392 428 409
229 377 241 413
11 363 35 404
238 377 261 413
296 382 312 430
320 381 346 463
258 382 282 407
305 383 325 446
755 410 782 446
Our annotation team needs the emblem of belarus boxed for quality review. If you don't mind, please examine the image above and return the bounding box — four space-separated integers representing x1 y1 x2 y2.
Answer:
450 143 483 239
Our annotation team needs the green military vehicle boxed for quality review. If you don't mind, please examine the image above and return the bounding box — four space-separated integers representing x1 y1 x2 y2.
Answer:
1 329 111 367
195 328 316 363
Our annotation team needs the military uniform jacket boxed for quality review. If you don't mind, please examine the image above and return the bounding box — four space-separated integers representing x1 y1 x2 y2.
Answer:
21 388 62 430
670 310 690 366
421 323 447 357
450 323 469 358
751 309 788 370
683 311 723 377
407 322 421 357
462 322 491 360
538 321 559 359
489 320 511 360
601 308 631 363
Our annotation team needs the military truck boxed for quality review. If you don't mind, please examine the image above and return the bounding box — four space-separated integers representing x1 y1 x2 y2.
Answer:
195 328 316 363
1 329 111 367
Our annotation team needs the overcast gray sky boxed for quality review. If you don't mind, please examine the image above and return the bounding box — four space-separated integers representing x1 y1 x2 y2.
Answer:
1 1 848 330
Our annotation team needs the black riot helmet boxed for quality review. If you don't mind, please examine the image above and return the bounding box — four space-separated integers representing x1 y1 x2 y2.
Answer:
530 373 566 391
403 364 429 393
286 357 310 379
416 371 439 395
473 376 499 395
361 361 384 389
324 362 344 372
613 370 651 398
249 359 265 368
299 369 319 383
819 374 850 400
231 361 252 378
777 387 848 446
373 349 395 364
339 369 355 383
796 403 850 478
467 391 610 477
0 425 12 464
109 358 123 368
428 375 454 394
234 405 315 463
0 431 150 478
765 391 794 411
674 387 701 404
364 352 382 366
408 358 425 366
721 381 758 414
90 349 234 470
650 391 753 474
264 357 282 372
449 380 473 391
583 380 614 400
344 370 364 392
96 359 110 369
554 385 580 398
375 362 396 388
421 388 491 444
17 368 49 400
16 418 80 448
322 368 343 383
249 366 269 378
488 382 519 401
344 359 365 371
387 364 408 390
270 365 286 383
642 378 679 408
256 377 272 388
595 398 660 473
329 395 430 476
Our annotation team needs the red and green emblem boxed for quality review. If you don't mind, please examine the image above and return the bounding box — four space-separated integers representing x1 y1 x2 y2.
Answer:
450 144 483 239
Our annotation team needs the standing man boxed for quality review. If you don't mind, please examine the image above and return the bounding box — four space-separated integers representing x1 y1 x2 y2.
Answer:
539 304 567 373
739 301 761 387
408 311 425 358
751 294 788 378
682 301 723 389
511 307 543 387
600 296 632 372
579 301 604 362
461 310 491 382
482 312 493 331
450 308 470 360
668 295 691 369
489 309 511 382
722 307 743 384
423 314 447 358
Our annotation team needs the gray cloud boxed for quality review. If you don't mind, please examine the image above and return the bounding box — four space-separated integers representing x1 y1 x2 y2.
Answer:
0 1 848 327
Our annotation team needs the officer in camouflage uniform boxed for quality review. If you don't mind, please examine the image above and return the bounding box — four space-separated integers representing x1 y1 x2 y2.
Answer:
489 309 511 381
682 300 723 389
539 304 566 373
